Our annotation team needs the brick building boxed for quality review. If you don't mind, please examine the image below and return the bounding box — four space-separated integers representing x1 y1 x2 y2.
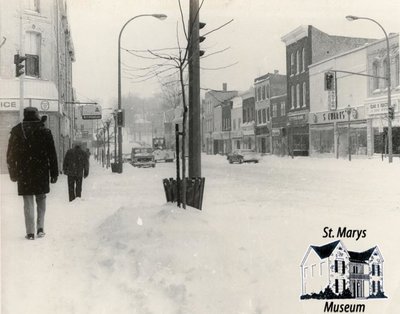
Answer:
281 25 375 156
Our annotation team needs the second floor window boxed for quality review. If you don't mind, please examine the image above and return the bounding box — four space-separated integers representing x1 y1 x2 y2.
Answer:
302 82 307 108
258 110 262 124
280 102 285 116
25 32 41 77
296 84 300 108
372 61 379 90
296 50 300 74
291 85 295 109
272 104 277 118
302 48 306 72
291 53 295 75
262 109 266 123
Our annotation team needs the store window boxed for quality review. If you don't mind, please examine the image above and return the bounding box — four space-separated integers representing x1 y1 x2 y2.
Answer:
25 32 41 77
310 126 334 154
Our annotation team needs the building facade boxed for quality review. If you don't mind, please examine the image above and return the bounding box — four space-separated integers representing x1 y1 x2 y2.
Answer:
254 71 286 154
241 88 256 150
230 95 243 151
270 94 288 156
281 25 375 156
202 83 237 154
365 34 400 156
0 0 75 173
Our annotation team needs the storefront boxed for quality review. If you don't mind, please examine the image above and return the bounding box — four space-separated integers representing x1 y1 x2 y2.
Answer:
0 97 63 173
287 112 309 156
365 98 400 156
255 125 270 154
242 122 256 150
309 106 367 158
230 130 242 151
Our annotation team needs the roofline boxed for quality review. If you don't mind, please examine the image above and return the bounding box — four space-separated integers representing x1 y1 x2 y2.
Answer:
281 25 309 45
309 33 398 69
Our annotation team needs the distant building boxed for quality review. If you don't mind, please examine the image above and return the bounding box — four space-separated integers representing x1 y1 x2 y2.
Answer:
301 240 384 299
241 88 256 150
202 83 237 154
230 95 243 150
281 25 375 156
0 0 75 173
254 71 286 154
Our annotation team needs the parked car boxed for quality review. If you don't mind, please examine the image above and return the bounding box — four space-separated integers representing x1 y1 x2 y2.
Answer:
227 149 260 164
131 147 156 168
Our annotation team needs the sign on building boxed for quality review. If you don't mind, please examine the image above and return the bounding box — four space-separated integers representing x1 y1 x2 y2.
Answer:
82 104 102 120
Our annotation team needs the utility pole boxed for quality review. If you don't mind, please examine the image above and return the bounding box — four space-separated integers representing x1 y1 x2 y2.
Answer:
188 0 202 178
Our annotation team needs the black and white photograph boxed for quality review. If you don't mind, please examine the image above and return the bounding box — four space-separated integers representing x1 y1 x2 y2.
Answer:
1 0 400 313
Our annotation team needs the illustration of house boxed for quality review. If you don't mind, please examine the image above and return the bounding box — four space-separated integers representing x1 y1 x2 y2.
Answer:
300 240 384 299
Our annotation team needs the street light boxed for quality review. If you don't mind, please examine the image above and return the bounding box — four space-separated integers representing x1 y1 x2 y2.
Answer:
117 14 167 173
346 15 393 163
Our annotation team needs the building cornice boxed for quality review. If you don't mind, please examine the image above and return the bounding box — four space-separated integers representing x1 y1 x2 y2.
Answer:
281 25 309 46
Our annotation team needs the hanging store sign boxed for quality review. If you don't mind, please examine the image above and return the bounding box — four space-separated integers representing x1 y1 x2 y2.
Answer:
82 104 102 120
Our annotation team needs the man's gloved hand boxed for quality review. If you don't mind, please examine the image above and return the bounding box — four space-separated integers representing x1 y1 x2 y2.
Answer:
50 176 58 184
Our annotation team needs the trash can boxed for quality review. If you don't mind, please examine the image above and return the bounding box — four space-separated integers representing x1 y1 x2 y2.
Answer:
111 162 122 173
162 177 205 210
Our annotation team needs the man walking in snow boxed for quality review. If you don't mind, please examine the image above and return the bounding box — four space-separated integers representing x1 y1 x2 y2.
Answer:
63 143 89 202
7 107 59 240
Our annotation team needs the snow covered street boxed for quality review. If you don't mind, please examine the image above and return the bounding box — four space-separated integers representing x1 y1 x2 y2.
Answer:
2 155 400 313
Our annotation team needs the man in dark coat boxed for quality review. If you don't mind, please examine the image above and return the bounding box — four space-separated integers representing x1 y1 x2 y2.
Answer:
63 143 89 202
6 107 59 240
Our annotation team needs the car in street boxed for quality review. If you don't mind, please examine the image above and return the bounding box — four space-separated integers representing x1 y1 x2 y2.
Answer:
227 149 260 164
131 147 156 168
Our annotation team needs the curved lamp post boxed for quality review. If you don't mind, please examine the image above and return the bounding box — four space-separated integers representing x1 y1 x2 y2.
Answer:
117 14 167 173
346 15 393 163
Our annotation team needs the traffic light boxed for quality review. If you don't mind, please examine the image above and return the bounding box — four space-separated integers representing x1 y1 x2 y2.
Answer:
116 109 125 127
14 54 26 77
324 71 335 91
199 21 206 57
388 106 394 120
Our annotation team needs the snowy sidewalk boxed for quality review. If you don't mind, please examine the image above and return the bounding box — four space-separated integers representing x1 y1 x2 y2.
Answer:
2 155 400 313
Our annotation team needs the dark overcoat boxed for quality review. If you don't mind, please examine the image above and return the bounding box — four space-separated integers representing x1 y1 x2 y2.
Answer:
7 121 59 195
63 146 89 177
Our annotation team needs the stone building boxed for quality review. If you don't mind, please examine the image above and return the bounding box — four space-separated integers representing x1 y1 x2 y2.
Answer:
0 0 75 173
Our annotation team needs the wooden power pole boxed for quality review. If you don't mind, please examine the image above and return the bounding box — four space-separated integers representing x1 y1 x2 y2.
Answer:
188 0 202 178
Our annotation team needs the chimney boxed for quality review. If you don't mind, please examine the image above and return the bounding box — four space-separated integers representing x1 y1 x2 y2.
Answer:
274 70 279 74
222 83 227 91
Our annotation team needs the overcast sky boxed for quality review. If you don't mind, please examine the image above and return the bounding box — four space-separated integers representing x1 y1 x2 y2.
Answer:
68 0 400 108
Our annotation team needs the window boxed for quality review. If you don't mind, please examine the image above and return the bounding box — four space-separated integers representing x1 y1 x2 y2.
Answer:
342 261 345 274
280 102 285 116
291 85 295 109
302 82 307 108
258 87 262 101
267 107 270 121
25 0 40 12
335 279 339 293
25 32 41 77
377 264 380 276
262 109 266 123
377 281 381 292
296 50 300 74
311 264 316 277
372 264 375 276
372 61 379 90
302 48 306 72
290 53 295 74
335 260 338 273
258 110 262 124
262 86 266 100
233 119 236 130
342 279 346 292
372 281 376 293
296 84 300 108
272 104 277 118
266 85 270 99
238 118 241 128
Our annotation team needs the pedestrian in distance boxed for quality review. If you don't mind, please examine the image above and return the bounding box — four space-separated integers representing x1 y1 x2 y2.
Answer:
63 143 89 202
6 107 59 240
